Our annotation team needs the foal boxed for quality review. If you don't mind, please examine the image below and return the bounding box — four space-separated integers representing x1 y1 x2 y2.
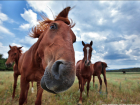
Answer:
92 61 108 93
5 45 34 99
76 41 94 105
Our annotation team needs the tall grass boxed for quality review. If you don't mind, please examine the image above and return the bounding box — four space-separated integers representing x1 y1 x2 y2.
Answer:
0 71 140 105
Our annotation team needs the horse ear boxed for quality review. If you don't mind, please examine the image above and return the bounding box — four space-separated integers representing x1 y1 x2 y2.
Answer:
90 41 93 46
18 46 23 50
82 41 85 46
55 7 71 19
9 45 12 49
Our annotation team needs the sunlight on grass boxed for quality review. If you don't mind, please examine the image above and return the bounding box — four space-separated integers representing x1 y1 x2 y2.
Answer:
0 71 140 105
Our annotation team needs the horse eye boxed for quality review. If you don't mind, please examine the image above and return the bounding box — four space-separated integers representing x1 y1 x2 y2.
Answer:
50 23 57 29
14 53 16 55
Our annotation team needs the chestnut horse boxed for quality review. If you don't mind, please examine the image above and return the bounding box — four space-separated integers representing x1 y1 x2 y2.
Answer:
76 41 94 105
92 61 108 93
18 7 76 105
5 45 34 99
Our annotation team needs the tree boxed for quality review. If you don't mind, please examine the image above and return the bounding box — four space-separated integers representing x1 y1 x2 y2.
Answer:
0 54 3 59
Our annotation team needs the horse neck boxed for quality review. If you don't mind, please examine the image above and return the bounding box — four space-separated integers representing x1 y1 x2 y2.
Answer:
15 51 22 65
30 35 43 66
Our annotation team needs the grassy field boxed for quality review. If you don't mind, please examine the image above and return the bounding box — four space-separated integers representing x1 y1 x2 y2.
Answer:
0 71 140 105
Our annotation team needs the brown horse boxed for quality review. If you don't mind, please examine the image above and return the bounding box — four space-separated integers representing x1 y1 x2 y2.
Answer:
18 7 76 105
5 45 34 99
76 41 94 105
92 61 108 93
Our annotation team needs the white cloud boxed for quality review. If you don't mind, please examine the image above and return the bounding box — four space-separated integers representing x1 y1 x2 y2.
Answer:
0 12 8 21
98 18 106 25
0 6 15 37
27 1 56 20
0 42 9 58
0 25 15 37
75 51 83 63
77 32 107 42
19 36 38 45
111 9 118 17
19 24 30 30
20 9 38 30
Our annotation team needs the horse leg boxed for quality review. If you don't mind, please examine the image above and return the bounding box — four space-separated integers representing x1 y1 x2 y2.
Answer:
12 73 18 99
87 77 91 97
98 75 102 92
35 81 43 105
103 73 108 94
31 81 34 93
93 76 95 87
19 77 29 105
78 77 81 90
25 82 30 104
83 79 86 95
78 77 84 105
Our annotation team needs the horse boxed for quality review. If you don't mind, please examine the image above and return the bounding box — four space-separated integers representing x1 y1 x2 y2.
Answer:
5 45 34 100
17 6 76 105
76 41 94 105
92 61 108 93
122 71 126 74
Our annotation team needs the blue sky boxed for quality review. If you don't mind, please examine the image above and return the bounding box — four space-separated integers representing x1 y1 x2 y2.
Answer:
0 1 140 69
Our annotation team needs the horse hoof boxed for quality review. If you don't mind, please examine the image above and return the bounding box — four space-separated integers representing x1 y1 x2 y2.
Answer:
78 100 82 105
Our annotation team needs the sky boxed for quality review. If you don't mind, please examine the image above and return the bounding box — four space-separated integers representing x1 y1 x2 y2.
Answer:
0 1 140 70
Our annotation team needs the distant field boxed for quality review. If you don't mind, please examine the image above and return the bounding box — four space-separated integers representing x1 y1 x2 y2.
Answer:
0 71 140 105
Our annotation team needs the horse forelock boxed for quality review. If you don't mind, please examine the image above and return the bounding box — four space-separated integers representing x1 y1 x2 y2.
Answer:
9 46 22 54
30 6 75 38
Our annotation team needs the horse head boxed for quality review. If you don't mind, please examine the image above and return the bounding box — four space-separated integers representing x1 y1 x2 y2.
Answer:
82 41 93 66
31 7 76 93
5 45 22 68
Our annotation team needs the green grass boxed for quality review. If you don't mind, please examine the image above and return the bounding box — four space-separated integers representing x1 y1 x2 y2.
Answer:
0 71 140 105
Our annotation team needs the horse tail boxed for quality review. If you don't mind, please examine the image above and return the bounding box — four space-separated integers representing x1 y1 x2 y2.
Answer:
101 62 107 74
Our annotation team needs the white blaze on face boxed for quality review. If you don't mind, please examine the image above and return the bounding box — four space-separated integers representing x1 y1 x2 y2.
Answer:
86 47 90 61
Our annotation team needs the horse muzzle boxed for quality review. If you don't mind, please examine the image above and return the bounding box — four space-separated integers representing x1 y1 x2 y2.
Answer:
41 60 75 94
5 63 13 68
85 60 91 66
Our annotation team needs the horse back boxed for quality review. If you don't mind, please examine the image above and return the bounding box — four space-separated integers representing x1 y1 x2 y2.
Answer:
93 61 107 76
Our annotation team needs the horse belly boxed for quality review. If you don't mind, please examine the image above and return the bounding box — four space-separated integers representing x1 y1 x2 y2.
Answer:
93 70 101 76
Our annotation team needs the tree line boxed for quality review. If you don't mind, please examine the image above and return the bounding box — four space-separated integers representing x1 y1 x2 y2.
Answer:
0 53 140 72
0 54 13 71
106 68 140 72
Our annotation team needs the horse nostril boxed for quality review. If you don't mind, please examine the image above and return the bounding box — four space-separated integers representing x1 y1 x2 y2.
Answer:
51 60 64 79
88 61 91 66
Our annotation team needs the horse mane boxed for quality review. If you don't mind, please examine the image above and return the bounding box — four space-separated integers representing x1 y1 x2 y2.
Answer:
30 6 75 38
9 46 22 54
